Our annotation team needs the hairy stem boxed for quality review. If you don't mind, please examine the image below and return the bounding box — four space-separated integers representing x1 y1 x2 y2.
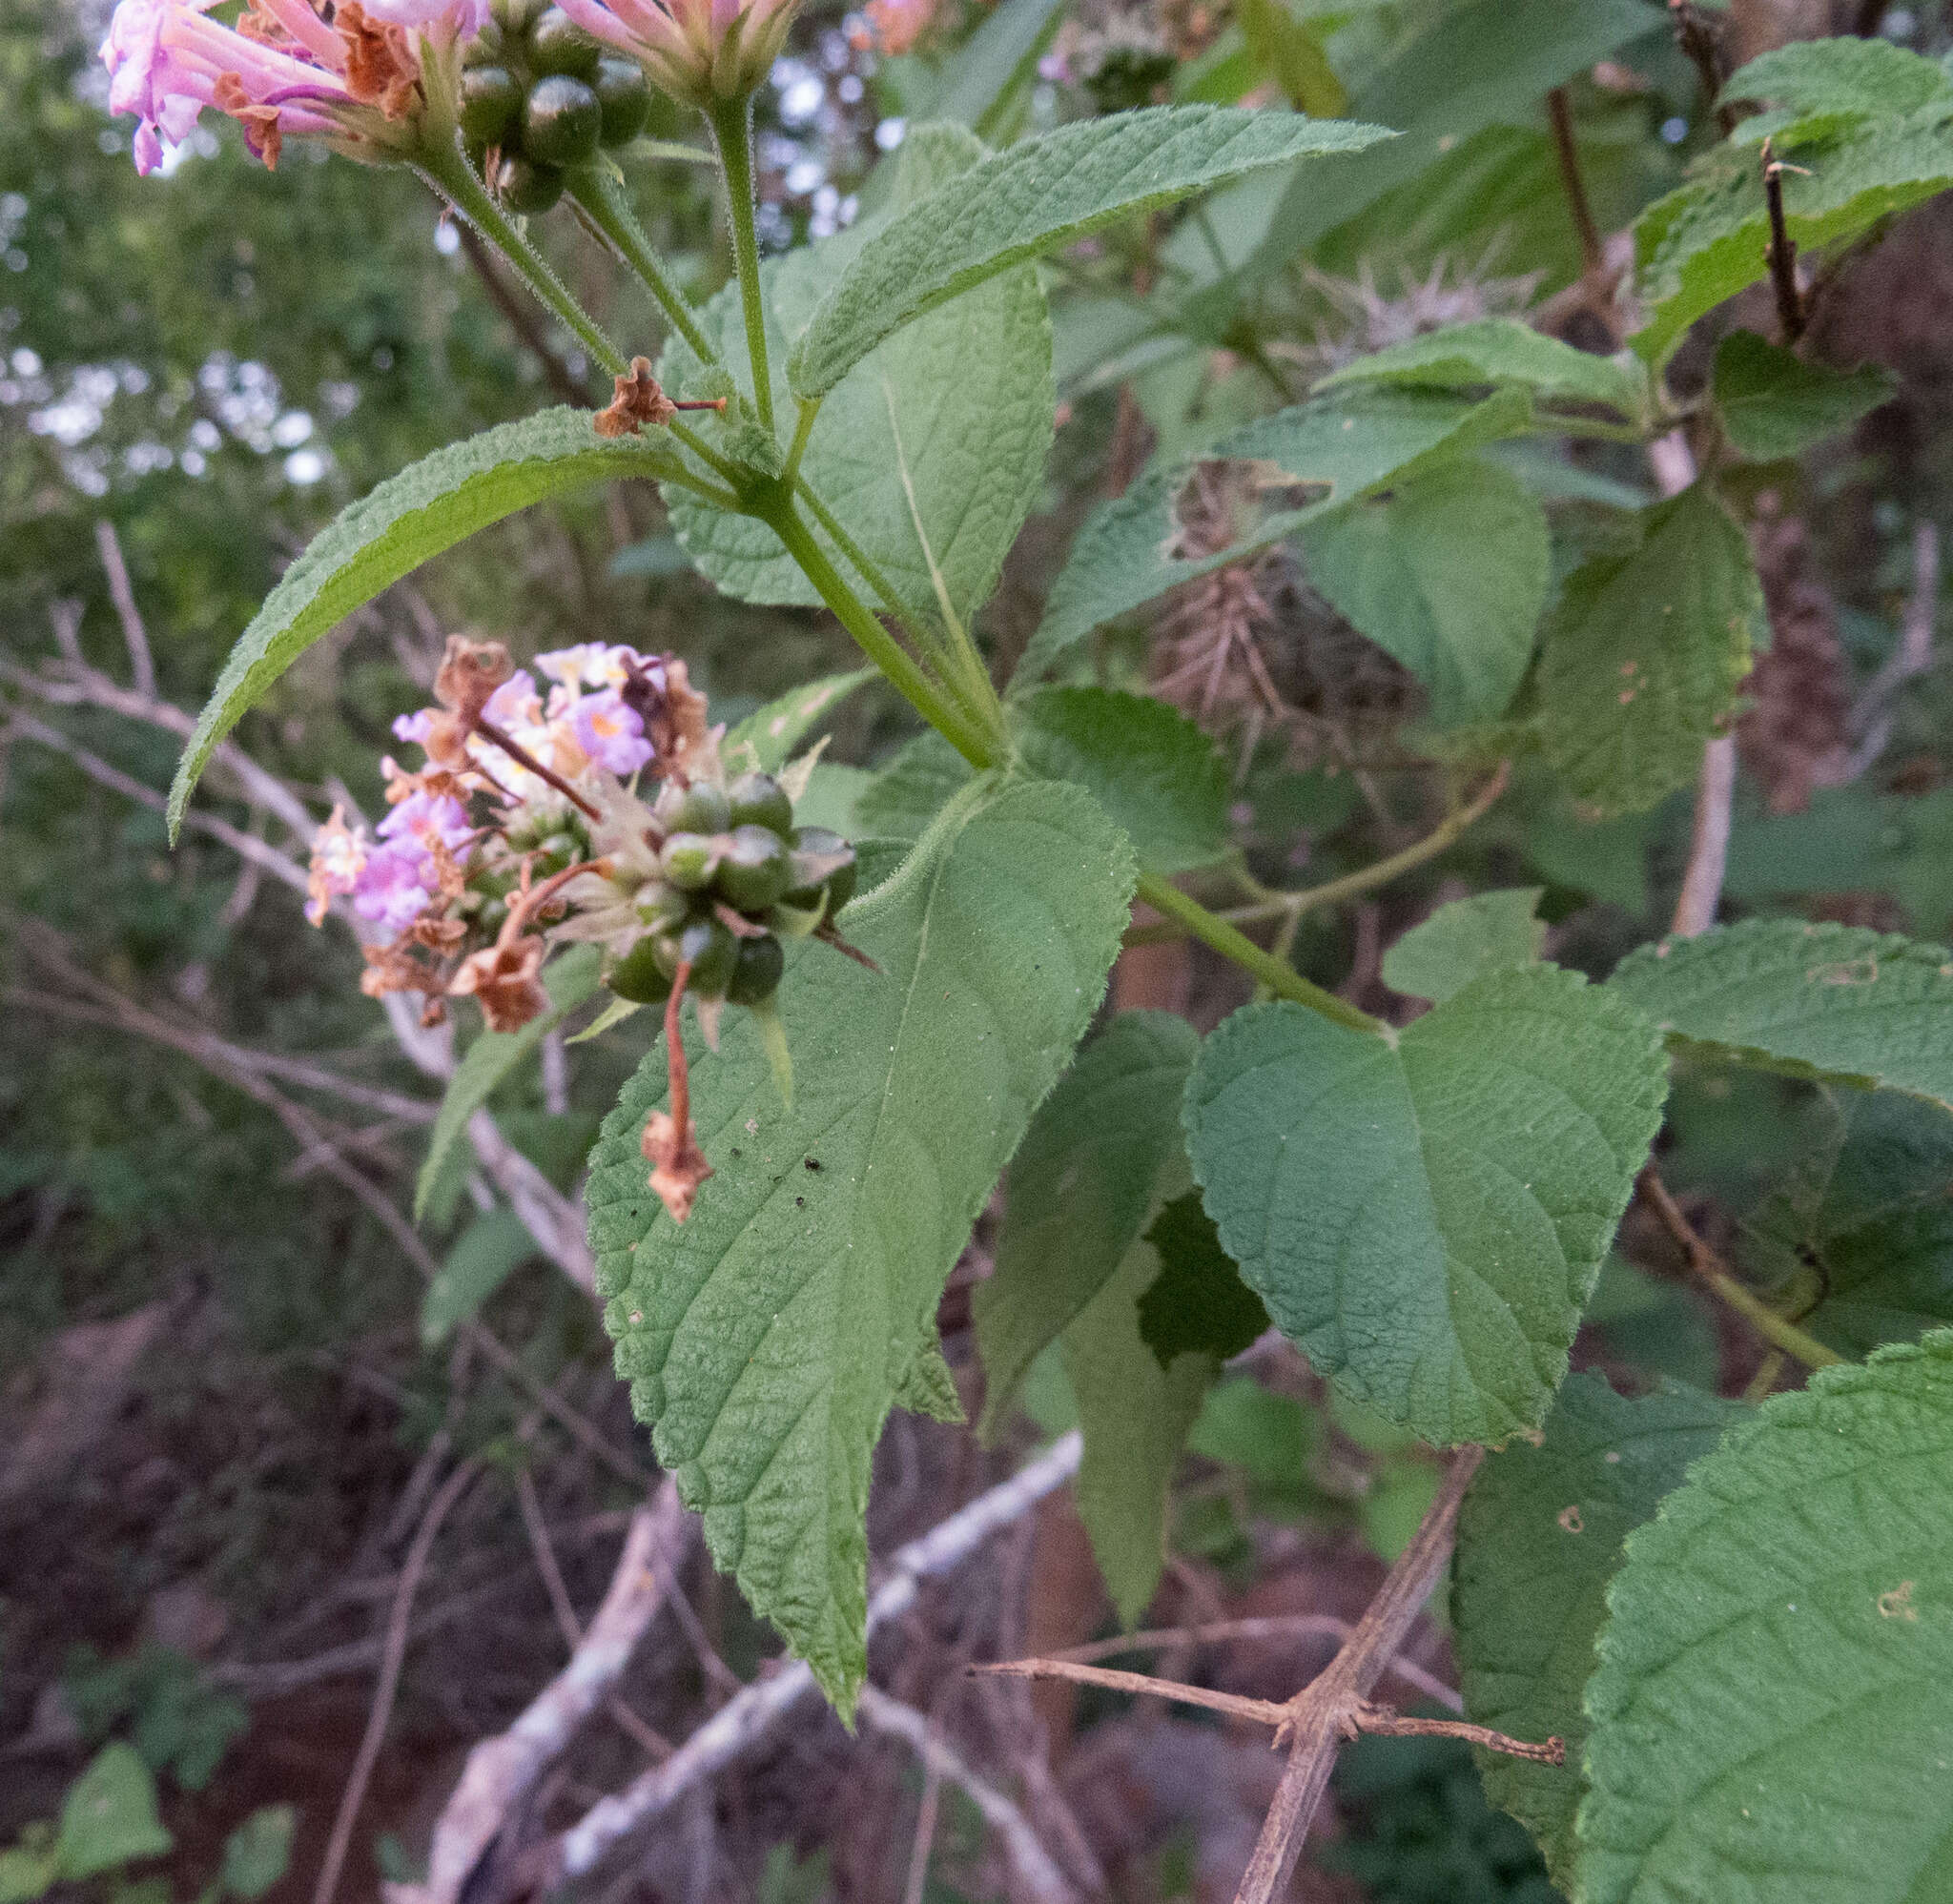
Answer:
567 166 718 366
763 500 998 768
1134 872 1385 1035
708 96 774 434
418 138 626 376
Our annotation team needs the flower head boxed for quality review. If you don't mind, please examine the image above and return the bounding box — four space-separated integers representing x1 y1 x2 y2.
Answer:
571 689 655 776
100 0 485 174
552 0 799 107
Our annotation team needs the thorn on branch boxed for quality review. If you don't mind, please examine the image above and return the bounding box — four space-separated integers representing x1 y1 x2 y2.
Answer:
1761 138 1808 345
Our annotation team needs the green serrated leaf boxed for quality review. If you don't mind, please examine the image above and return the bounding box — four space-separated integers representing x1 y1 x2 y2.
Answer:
420 1208 539 1347
586 780 1133 1710
1712 329 1899 462
854 729 974 841
661 203 1052 629
1632 41 1953 366
725 669 876 775
55 1746 171 1882
975 1011 1200 1438
1537 483 1764 818
1382 889 1546 1005
1011 686 1231 873
414 944 603 1221
1185 965 1668 1445
1452 1375 1747 1890
1314 317 1647 420
1023 386 1532 679
1579 1333 1953 1904
1136 1192 1270 1370
1746 1088 1953 1358
790 106 1394 399
1064 1225 1218 1626
1296 457 1549 727
1610 917 1953 1113
167 411 689 838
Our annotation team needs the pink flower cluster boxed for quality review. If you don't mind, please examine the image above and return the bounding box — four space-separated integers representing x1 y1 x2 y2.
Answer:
554 0 800 107
306 642 662 932
101 0 486 175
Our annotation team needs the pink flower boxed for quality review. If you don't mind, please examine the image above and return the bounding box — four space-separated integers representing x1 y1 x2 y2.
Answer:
99 0 484 174
306 803 369 925
379 788 473 853
553 0 801 106
571 689 655 776
392 708 436 747
352 839 442 933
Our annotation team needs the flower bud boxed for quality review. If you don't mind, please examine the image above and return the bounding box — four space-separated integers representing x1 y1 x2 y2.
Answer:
551 0 801 109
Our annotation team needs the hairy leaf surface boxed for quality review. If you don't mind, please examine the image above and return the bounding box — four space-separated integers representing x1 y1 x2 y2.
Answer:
1025 387 1531 677
1315 317 1646 420
790 106 1394 398
1713 329 1897 462
1610 919 1953 1112
1296 457 1549 726
1579 1334 1953 1904
1536 484 1764 817
725 668 876 774
1452 1375 1747 1889
587 780 1133 1709
1382 888 1546 1005
168 411 689 836
1185 966 1667 1444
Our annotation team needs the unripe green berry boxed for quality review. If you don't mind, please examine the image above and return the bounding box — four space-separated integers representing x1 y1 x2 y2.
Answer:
493 0 546 39
594 57 650 146
727 933 785 1006
606 937 675 1004
725 770 792 837
714 824 791 911
461 64 524 145
529 5 603 78
660 831 722 891
495 153 565 214
660 917 736 997
523 74 603 167
658 780 732 835
536 828 581 872
633 880 692 935
784 826 857 912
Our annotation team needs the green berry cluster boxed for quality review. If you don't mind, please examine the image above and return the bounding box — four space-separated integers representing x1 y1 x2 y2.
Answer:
460 809 593 938
462 0 649 215
606 772 858 1011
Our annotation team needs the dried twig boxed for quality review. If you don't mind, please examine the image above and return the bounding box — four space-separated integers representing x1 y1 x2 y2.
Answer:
1547 89 1604 278
977 1658 1285 1727
392 1479 689 1904
94 520 156 698
1049 1615 1461 1713
1233 1445 1485 1904
1669 0 1736 135
316 1457 483 1904
856 1686 1080 1904
538 1432 1085 1888
1636 1167 1844 1370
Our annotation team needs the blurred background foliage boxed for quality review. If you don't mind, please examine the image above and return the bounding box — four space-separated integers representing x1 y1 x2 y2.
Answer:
7 0 1953 1894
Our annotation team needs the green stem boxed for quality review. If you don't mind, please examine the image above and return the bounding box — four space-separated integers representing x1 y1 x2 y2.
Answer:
784 398 820 484
418 138 626 377
763 501 997 768
708 96 774 435
1136 871 1386 1035
567 167 718 366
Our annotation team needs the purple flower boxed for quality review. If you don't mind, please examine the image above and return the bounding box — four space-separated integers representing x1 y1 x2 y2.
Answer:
392 708 436 747
350 839 439 934
571 689 655 777
380 789 472 853
554 0 801 106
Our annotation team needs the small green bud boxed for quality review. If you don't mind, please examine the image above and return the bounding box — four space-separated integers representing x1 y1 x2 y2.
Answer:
725 770 792 836
461 65 524 146
607 937 675 1004
594 58 651 146
633 880 693 935
659 917 737 997
523 74 603 167
495 152 565 214
714 824 791 911
784 826 857 912
528 5 603 77
660 830 722 891
493 0 548 38
727 932 785 1006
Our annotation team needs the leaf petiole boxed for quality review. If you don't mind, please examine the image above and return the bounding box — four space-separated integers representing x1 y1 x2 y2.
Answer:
708 96 775 436
566 167 719 368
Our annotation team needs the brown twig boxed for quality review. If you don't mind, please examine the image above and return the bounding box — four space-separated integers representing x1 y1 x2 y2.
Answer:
976 1659 1287 1728
1670 0 1736 135
1761 139 1806 345
1048 1614 1462 1713
1349 1703 1562 1765
1233 1445 1485 1904
474 716 603 822
93 520 156 698
1635 1167 1844 1369
1547 89 1604 278
316 1457 482 1904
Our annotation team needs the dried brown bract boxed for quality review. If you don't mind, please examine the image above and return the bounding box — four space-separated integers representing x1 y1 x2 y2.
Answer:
594 358 678 438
